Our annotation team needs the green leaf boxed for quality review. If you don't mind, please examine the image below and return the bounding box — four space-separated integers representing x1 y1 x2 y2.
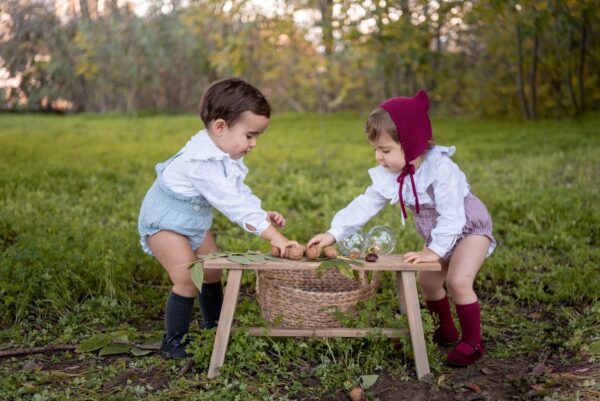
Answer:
227 255 253 265
337 263 354 281
316 259 336 276
360 374 379 388
263 255 282 261
589 340 600 355
191 262 204 292
130 347 153 357
98 343 130 356
108 330 129 342
76 334 112 353
246 254 266 263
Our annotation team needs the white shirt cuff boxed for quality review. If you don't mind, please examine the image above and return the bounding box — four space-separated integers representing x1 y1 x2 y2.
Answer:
428 236 459 258
253 217 271 236
327 228 342 243
427 245 444 258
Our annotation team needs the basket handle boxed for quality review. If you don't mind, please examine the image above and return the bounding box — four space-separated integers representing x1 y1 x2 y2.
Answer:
359 271 380 287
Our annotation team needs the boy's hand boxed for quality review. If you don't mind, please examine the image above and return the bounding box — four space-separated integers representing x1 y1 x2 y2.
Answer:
403 248 441 264
307 233 335 248
267 211 286 228
271 237 298 257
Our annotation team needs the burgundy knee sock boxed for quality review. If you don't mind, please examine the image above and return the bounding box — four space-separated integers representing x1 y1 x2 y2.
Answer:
455 301 482 345
447 301 484 366
425 296 459 344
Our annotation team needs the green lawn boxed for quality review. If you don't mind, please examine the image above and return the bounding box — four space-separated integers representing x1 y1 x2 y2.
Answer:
0 113 598 400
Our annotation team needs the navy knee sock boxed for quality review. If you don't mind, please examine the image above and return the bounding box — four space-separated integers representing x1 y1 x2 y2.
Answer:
198 282 223 329
165 291 195 338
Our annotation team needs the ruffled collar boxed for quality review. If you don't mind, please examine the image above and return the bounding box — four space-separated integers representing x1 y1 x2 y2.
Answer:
368 145 457 225
181 129 249 176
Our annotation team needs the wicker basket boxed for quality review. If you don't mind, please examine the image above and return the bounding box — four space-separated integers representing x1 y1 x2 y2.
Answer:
256 268 380 329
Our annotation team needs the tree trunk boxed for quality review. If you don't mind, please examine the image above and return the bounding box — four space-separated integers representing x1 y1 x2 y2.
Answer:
529 26 539 120
318 0 333 56
577 17 587 114
565 28 580 114
79 0 90 20
515 22 531 120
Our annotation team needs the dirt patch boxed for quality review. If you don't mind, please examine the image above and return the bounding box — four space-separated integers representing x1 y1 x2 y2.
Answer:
294 353 599 401
102 365 169 391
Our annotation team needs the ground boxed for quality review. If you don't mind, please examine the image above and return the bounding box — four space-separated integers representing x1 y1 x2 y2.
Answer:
2 307 598 401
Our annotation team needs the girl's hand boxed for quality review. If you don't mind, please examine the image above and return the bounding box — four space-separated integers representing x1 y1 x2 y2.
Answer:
267 211 286 228
307 233 335 248
404 248 441 264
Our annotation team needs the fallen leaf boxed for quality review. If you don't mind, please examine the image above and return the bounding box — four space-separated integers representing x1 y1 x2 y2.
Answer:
464 382 481 393
480 367 491 375
528 312 542 319
359 374 379 389
532 363 546 375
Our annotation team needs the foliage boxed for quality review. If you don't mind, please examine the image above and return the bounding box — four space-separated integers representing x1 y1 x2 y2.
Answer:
315 257 363 281
0 113 598 400
1 0 600 117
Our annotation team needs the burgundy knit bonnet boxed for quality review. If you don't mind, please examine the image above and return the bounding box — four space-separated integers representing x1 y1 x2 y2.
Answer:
379 90 432 220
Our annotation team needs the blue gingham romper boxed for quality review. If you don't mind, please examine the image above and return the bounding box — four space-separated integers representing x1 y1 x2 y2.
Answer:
138 152 213 255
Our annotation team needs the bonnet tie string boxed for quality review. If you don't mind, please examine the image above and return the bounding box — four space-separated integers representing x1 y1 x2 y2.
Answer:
396 164 420 220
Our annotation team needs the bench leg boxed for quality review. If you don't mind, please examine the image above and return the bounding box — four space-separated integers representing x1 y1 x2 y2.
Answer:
207 269 243 379
400 271 430 379
395 272 408 315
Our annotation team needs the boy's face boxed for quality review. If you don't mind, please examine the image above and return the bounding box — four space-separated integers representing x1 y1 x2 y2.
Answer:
370 132 406 173
212 111 270 160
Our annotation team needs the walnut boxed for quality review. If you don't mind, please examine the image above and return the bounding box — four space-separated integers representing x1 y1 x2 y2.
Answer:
270 246 281 257
349 248 361 259
368 243 382 255
349 387 364 401
323 246 338 259
288 245 305 260
305 245 322 260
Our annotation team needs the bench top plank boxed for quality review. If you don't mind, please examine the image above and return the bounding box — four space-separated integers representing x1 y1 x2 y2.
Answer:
203 254 441 271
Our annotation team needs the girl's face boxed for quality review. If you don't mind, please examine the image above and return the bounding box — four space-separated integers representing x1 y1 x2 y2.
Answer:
370 132 406 173
211 111 270 160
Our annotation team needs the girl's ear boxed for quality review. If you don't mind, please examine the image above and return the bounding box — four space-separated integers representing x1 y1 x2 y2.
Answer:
416 90 430 110
211 119 227 136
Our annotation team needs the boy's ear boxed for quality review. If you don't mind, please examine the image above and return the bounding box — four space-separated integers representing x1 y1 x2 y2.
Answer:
211 119 227 136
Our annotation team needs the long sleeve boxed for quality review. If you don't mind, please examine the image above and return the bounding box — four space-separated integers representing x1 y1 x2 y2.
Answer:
187 161 270 235
427 159 467 257
327 185 389 242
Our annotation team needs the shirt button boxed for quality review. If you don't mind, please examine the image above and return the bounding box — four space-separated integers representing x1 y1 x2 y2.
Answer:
194 206 200 211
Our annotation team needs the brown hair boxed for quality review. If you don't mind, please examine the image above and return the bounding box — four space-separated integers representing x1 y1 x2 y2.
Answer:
366 107 399 143
199 78 271 128
366 107 435 149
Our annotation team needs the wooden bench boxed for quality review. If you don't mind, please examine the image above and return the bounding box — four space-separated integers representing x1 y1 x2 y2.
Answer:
203 255 441 380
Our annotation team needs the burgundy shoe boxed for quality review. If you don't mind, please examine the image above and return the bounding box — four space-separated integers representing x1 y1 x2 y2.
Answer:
446 340 484 367
433 327 459 345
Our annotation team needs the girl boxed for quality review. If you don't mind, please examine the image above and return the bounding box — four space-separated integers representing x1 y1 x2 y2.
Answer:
138 78 297 359
308 90 496 366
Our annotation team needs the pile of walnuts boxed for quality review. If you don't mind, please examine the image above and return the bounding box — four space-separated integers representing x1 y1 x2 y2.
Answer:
271 244 338 260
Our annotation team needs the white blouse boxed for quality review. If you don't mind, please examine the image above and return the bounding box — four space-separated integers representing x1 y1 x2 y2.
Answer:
327 146 470 257
161 129 270 236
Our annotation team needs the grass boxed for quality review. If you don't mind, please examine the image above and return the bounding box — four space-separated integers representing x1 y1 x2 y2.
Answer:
0 112 599 400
